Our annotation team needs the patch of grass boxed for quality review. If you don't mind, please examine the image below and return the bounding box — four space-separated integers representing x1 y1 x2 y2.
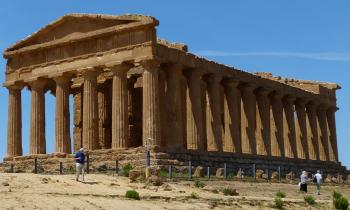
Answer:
190 192 199 199
125 190 140 200
273 197 284 209
276 191 286 198
334 195 349 210
227 172 236 179
333 191 343 200
159 169 168 178
222 188 239 196
194 180 205 188
304 195 316 205
120 163 133 177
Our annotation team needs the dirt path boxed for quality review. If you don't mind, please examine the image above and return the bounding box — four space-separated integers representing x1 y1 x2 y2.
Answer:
0 173 348 209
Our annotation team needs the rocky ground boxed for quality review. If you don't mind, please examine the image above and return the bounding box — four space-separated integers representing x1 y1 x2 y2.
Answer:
0 173 349 210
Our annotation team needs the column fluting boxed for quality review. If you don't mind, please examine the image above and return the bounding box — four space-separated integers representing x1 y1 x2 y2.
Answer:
295 99 308 159
283 96 297 158
306 103 319 160
255 88 271 156
326 106 338 162
6 85 23 157
270 91 284 157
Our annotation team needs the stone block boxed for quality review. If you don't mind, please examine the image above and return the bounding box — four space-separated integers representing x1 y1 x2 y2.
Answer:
194 166 205 177
129 169 145 182
256 169 264 179
216 168 224 177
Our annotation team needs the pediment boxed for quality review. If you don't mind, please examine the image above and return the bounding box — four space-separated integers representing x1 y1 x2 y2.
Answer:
4 13 158 56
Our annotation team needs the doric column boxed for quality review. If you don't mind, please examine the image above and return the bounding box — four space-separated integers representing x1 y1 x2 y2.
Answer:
82 69 99 150
73 91 83 151
185 70 204 151
223 80 241 153
283 96 297 158
141 60 161 149
166 64 185 150
295 99 308 159
54 76 71 153
6 85 23 157
270 91 284 157
29 80 46 154
239 83 257 155
255 88 271 156
205 74 223 152
110 64 132 149
317 104 329 161
98 82 111 149
327 106 338 162
306 103 319 160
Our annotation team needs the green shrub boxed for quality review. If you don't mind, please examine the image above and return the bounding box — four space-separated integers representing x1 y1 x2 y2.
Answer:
194 180 205 188
333 191 343 200
222 188 239 196
276 191 286 198
120 164 133 177
274 197 284 209
304 195 316 205
159 169 168 178
190 192 199 199
334 196 349 210
125 190 140 200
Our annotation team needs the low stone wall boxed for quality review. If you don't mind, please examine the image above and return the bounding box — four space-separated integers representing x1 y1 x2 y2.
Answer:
0 147 347 180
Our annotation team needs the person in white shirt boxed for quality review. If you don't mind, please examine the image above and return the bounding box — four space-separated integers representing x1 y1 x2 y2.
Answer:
314 170 322 195
300 171 308 193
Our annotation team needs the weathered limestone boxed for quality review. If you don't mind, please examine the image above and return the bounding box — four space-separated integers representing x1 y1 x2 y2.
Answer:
110 64 132 149
6 85 23 157
141 60 161 149
255 88 271 156
2 14 343 173
240 83 257 155
82 69 99 150
327 107 338 162
166 64 185 151
205 74 223 152
283 96 297 158
295 99 308 159
270 91 284 157
29 80 46 154
185 70 204 151
223 80 241 153
54 76 71 153
306 103 319 160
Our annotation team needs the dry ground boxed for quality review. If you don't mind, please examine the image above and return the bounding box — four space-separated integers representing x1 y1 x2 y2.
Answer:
0 173 349 210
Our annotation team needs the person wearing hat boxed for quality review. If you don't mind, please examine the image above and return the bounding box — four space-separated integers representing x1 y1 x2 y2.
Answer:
74 148 86 182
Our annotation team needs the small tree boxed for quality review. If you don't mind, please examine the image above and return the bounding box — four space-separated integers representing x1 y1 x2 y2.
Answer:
276 191 286 198
274 197 284 209
304 195 316 205
121 163 133 177
194 180 205 188
334 196 349 210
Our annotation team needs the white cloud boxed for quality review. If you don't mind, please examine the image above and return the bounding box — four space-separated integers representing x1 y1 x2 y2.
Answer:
193 50 350 62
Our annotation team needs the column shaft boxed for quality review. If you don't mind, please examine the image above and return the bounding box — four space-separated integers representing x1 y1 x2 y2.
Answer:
205 74 223 152
270 92 284 157
7 86 22 157
82 70 99 150
306 103 319 160
295 100 308 159
30 81 46 154
55 77 71 153
317 105 329 161
255 89 271 156
98 83 111 149
283 96 297 158
240 84 256 155
327 107 338 162
186 71 204 150
111 64 130 149
142 60 161 148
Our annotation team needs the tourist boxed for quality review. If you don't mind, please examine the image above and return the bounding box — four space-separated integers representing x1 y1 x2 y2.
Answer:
314 170 322 195
74 148 86 182
300 171 308 193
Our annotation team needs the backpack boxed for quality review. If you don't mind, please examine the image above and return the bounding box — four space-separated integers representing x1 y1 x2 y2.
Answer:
312 176 317 183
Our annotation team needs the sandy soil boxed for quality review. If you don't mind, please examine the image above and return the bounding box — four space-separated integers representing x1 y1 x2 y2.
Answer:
0 173 349 210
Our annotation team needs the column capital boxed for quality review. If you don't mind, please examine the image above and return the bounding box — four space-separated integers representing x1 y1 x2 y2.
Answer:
53 75 71 85
239 82 257 92
139 59 160 71
79 67 100 79
255 87 272 96
327 106 339 112
317 103 330 111
283 95 296 104
205 73 222 84
164 63 184 72
223 79 240 88
295 98 309 107
269 90 284 99
28 79 47 90
6 84 24 91
106 62 134 75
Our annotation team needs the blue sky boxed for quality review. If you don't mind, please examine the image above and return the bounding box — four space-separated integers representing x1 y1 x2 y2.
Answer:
0 1 349 167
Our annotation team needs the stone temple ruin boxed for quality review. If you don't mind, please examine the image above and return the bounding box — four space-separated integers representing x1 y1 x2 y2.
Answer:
1 14 347 176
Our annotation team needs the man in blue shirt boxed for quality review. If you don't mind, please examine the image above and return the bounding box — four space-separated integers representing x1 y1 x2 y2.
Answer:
74 148 85 181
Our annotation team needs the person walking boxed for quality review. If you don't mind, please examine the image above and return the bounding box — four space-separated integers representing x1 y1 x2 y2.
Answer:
314 170 322 195
300 171 308 193
74 148 86 182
